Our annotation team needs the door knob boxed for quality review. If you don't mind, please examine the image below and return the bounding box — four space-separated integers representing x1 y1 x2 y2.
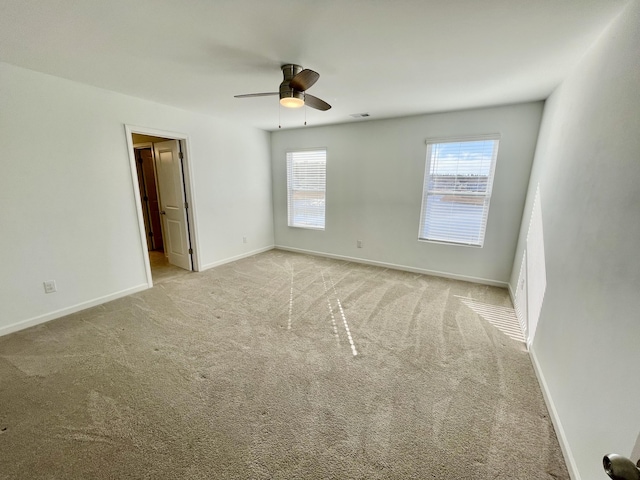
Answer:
160 211 166 215
603 454 640 480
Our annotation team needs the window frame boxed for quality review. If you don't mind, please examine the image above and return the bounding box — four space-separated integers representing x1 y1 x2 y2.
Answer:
418 134 500 247
286 148 327 231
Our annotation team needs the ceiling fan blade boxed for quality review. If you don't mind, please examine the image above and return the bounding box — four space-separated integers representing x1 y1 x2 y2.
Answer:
234 92 278 98
304 93 331 111
289 69 319 91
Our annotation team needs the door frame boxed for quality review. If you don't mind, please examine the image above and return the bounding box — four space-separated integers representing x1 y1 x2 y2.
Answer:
125 125 201 287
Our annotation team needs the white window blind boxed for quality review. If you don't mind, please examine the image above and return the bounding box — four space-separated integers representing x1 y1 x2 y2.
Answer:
287 149 326 230
419 136 499 246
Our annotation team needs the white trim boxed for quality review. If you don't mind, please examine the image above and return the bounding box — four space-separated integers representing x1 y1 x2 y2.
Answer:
177 136 201 271
530 348 580 480
424 133 502 144
125 126 154 288
0 284 150 338
418 238 483 248
127 125 189 140
274 245 508 287
285 146 329 154
199 245 275 271
124 125 202 277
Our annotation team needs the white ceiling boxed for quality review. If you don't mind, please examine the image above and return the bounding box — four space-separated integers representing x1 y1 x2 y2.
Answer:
0 0 629 131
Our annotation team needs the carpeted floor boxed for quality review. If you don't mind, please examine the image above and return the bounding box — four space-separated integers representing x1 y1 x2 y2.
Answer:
148 250 191 284
0 250 568 479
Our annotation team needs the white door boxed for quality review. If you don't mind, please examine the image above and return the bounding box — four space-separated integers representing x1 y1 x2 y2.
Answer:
153 140 192 271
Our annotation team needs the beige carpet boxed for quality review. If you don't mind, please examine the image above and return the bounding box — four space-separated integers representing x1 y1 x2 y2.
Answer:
0 250 568 479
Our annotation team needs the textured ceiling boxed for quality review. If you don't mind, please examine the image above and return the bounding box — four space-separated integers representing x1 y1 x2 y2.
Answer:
0 0 629 130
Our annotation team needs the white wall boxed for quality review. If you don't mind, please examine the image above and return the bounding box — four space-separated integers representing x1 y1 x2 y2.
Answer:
509 1 640 477
0 61 274 335
271 103 543 285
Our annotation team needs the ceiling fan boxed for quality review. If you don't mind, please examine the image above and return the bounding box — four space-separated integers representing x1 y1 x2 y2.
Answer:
234 64 331 111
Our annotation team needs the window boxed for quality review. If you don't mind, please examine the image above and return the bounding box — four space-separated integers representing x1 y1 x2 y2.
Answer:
419 136 499 246
287 149 326 230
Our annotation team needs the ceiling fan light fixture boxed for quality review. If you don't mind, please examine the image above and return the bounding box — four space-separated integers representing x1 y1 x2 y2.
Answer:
279 83 304 108
280 96 304 108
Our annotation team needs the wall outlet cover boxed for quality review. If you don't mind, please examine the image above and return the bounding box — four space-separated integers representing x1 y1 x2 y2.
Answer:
43 280 57 293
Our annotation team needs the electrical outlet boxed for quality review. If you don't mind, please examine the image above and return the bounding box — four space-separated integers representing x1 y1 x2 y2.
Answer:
43 280 57 294
243 236 248 244
357 240 363 248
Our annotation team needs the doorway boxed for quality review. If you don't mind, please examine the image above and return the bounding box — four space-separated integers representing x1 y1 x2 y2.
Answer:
126 126 199 286
134 142 164 253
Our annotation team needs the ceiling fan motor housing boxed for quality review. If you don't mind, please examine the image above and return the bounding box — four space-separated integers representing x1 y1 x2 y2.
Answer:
280 64 304 103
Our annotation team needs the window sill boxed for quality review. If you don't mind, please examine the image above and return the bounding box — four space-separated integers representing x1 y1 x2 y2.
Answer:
418 238 483 248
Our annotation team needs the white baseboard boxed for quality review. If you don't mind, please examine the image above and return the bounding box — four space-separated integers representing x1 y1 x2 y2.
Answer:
0 283 150 338
199 245 275 271
529 348 580 480
274 245 508 288
1 246 276 338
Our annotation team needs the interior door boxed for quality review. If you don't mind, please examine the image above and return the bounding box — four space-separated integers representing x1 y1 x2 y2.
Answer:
153 140 192 270
134 149 153 251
